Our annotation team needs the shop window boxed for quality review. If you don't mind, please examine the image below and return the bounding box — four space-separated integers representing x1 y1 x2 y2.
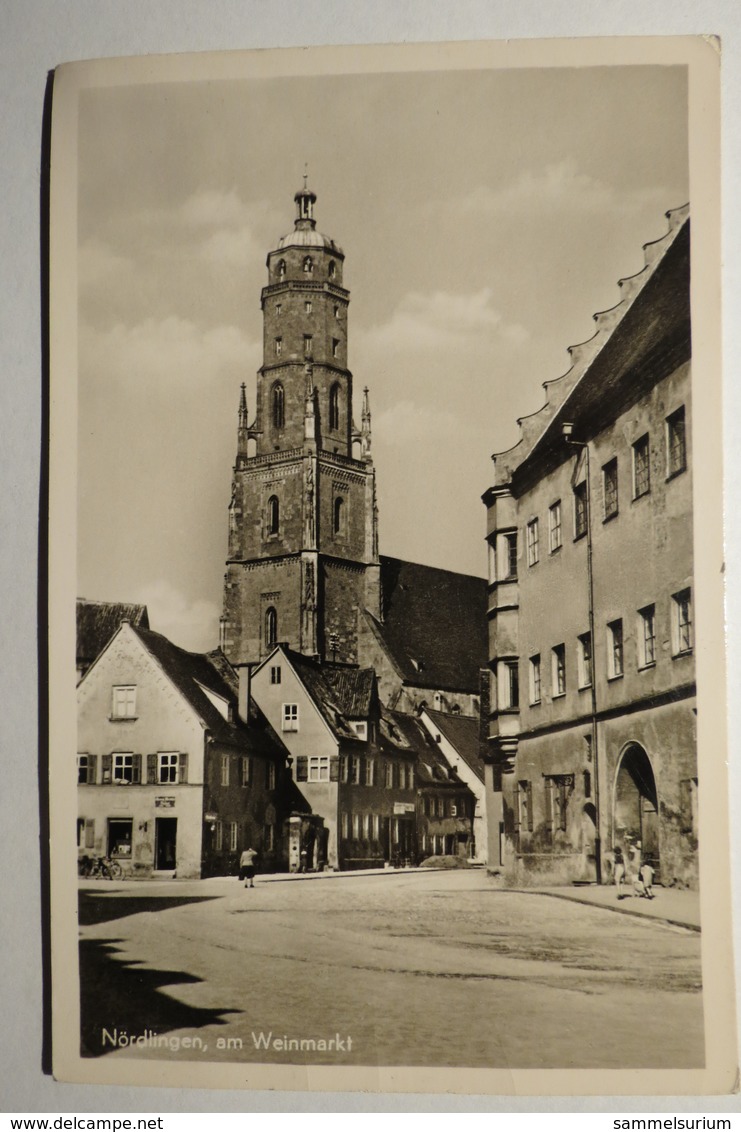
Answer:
108 818 133 858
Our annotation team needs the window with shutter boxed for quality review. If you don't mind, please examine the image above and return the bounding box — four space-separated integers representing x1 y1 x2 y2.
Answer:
147 754 157 784
179 752 188 784
84 817 95 848
296 755 308 782
101 754 112 784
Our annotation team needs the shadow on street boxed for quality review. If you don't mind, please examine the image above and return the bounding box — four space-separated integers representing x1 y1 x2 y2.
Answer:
79 938 238 1057
78 888 219 926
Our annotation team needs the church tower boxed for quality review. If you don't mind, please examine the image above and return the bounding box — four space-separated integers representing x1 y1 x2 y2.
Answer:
221 182 381 667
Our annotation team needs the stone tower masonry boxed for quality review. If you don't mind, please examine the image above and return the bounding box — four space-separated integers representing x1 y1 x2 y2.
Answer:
221 182 381 667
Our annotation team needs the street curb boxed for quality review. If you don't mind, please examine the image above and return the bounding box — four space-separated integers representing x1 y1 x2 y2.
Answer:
511 887 701 933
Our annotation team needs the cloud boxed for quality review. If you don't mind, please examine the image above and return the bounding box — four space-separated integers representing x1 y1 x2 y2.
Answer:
79 237 136 292
360 288 529 356
80 315 259 391
128 579 220 652
449 160 668 222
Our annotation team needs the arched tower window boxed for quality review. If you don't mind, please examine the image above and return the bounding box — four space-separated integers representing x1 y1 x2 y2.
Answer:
277 259 286 279
303 256 313 274
265 607 278 649
272 382 284 429
267 495 279 536
328 260 336 279
333 496 345 536
329 383 340 431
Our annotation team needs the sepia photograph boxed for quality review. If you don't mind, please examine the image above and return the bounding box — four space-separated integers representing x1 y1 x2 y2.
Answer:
47 37 735 1095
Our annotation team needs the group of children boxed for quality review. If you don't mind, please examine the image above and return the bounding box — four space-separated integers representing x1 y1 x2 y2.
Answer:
612 839 655 899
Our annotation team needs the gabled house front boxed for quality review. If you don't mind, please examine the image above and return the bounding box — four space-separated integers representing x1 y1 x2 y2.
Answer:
77 620 290 878
251 646 417 870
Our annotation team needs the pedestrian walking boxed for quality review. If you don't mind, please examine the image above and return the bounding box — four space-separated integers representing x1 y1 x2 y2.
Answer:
628 839 645 896
239 846 258 888
640 860 655 899
613 845 625 899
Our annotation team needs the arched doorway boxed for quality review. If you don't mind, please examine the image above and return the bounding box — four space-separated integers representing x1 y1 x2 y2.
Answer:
613 743 660 875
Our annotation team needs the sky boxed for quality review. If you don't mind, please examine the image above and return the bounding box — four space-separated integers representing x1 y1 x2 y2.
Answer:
76 61 689 652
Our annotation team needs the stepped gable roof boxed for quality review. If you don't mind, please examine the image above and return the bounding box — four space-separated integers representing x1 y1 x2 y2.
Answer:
77 599 149 664
423 709 485 783
281 649 361 742
382 710 468 790
369 556 487 693
131 626 283 758
487 206 690 491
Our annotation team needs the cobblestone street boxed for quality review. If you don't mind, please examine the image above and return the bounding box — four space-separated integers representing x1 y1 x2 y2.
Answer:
79 868 703 1069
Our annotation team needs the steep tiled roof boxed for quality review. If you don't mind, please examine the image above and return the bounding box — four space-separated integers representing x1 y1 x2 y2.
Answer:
368 557 487 693
322 666 376 718
383 710 468 790
77 599 149 666
132 626 283 758
281 649 361 742
423 709 485 783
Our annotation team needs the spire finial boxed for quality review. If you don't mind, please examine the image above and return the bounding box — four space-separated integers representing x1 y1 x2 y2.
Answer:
303 163 308 190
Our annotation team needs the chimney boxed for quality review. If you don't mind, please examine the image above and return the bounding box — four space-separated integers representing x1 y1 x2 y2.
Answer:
237 664 251 725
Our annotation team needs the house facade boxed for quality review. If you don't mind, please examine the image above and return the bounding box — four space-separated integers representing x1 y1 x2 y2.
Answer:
419 708 487 863
482 207 697 888
77 621 290 878
251 645 419 869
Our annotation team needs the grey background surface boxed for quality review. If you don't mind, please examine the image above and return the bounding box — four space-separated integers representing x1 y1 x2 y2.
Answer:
2 0 740 1113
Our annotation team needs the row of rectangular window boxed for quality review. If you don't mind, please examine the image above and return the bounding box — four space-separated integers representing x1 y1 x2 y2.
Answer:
275 300 341 318
521 590 692 706
213 819 275 854
422 795 468 818
293 753 414 787
77 752 277 789
498 407 687 578
274 336 341 358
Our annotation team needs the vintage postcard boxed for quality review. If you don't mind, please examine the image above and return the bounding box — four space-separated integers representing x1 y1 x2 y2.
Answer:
47 37 736 1095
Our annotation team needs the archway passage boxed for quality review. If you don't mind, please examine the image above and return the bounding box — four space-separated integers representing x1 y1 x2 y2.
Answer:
614 743 660 874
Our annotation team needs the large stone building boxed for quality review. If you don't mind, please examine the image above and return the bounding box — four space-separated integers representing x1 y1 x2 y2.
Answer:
482 206 697 888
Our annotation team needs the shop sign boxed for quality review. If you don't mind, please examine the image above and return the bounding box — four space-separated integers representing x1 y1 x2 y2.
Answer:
155 796 176 808
393 802 416 814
